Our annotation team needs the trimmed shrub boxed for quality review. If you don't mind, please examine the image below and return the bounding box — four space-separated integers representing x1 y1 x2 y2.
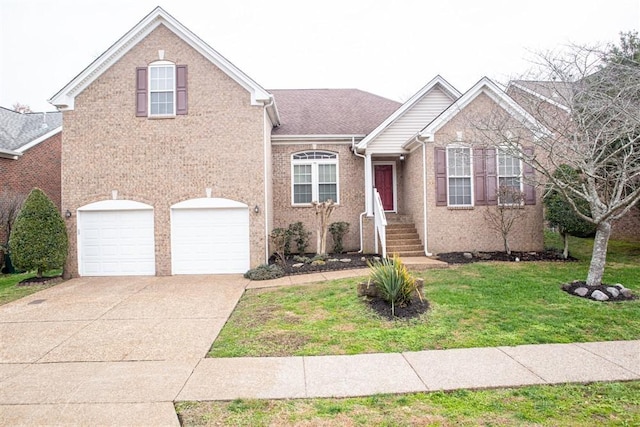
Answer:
329 221 350 253
9 188 68 277
288 221 311 254
367 254 419 317
244 264 285 280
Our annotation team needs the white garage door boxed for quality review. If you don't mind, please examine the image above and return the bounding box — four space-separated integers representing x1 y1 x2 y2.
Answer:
171 198 250 274
78 200 155 276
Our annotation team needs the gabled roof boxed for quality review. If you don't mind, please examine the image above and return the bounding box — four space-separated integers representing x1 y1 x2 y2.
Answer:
355 75 460 150
49 7 279 124
507 80 572 113
415 77 548 145
0 107 62 159
269 89 401 138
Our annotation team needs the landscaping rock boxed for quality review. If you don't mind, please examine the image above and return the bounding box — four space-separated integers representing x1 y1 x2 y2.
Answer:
463 252 473 259
591 290 609 301
373 256 381 262
328 258 340 263
574 287 589 297
606 287 620 298
292 263 304 268
562 281 636 302
340 258 352 263
621 288 633 298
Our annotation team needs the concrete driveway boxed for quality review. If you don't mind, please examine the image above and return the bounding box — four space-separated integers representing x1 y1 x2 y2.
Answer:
0 275 248 426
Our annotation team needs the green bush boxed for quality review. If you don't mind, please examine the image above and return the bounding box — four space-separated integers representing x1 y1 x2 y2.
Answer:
244 264 285 280
269 228 290 264
293 255 311 263
367 254 418 317
329 221 350 253
9 188 68 277
288 222 311 254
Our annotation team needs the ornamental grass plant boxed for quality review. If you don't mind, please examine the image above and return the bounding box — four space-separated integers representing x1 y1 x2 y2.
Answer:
367 254 420 316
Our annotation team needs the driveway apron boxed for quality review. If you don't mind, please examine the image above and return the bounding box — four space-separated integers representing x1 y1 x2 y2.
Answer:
0 275 247 425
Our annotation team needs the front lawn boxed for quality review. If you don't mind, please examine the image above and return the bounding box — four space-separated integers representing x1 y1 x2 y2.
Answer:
0 271 62 306
176 381 640 426
209 235 640 357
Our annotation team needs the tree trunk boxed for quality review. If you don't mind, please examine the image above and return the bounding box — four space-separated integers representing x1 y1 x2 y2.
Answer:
36 267 43 278
562 232 569 259
503 234 511 255
586 221 612 287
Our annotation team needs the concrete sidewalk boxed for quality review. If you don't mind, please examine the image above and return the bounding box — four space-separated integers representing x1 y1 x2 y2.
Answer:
177 340 640 401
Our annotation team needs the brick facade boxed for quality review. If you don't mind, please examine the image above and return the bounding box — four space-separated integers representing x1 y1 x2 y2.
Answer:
62 25 268 276
425 93 544 254
0 132 61 210
271 142 365 254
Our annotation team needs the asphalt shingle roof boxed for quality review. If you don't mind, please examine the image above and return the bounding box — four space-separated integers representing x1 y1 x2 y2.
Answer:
0 107 62 151
269 89 401 136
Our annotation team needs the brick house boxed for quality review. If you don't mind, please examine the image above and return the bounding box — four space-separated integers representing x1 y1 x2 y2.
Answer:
0 107 62 210
50 7 545 277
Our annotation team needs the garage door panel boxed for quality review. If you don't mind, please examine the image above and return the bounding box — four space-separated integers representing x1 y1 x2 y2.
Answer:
79 208 155 276
171 206 250 274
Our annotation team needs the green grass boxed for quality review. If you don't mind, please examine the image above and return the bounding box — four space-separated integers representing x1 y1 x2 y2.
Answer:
176 381 640 426
209 234 640 357
0 270 63 305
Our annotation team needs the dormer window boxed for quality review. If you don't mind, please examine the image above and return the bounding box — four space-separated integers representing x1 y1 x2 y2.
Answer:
136 62 187 117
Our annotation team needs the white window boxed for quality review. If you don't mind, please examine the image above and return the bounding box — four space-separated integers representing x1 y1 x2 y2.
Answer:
497 148 523 204
292 151 338 205
447 146 472 206
149 62 175 116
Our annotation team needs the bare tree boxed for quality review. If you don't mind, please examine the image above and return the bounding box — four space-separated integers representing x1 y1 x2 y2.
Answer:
0 190 27 246
312 199 336 255
472 35 640 286
483 186 526 255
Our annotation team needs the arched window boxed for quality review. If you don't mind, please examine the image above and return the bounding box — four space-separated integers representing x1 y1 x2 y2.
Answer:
291 151 339 205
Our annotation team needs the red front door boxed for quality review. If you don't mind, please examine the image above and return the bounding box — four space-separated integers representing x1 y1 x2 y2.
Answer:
374 165 394 211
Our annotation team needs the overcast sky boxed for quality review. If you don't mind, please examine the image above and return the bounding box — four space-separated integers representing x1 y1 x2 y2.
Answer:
1 0 638 112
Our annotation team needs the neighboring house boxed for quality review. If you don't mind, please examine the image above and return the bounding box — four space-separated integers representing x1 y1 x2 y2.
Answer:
0 107 62 209
507 80 640 242
50 7 545 277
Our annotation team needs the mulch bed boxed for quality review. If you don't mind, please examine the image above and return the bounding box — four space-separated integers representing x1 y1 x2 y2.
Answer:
366 294 429 320
277 253 379 276
18 276 63 286
562 281 636 302
437 249 577 264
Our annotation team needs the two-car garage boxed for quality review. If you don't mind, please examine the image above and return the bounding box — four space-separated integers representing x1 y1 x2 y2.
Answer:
77 198 250 276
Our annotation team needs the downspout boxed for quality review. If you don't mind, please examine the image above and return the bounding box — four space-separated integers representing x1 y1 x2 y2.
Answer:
415 134 433 256
263 96 275 263
352 137 367 253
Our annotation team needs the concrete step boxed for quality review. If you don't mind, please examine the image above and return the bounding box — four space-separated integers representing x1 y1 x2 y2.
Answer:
386 224 417 232
386 238 422 246
385 214 414 224
386 233 419 241
401 256 450 271
388 250 426 257
387 244 424 253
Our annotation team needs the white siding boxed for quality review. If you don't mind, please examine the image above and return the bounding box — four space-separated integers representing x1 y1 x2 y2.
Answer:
367 86 454 154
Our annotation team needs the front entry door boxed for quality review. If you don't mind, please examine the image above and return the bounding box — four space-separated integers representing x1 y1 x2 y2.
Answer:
374 164 394 211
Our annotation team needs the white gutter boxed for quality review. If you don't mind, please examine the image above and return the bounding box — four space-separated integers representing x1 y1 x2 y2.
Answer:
0 148 21 160
272 134 366 142
263 97 275 264
351 137 367 253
